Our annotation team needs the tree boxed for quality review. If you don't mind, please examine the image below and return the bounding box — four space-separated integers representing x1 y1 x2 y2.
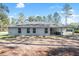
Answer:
0 12 8 20
0 3 9 31
63 4 72 25
0 12 9 31
0 3 9 13
47 14 53 22
28 16 43 22
28 16 35 22
53 12 61 24
36 16 42 21
11 18 16 25
69 23 79 29
0 3 9 22
42 16 46 21
2 17 9 31
17 12 25 24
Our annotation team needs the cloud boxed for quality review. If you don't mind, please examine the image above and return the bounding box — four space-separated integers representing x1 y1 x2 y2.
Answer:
60 11 64 13
16 3 24 8
72 14 79 17
70 9 74 12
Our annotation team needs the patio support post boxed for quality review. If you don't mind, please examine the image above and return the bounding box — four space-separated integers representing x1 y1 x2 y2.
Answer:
60 27 63 36
72 28 75 39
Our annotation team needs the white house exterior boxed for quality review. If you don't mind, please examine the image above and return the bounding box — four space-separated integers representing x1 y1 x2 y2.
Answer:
8 22 73 36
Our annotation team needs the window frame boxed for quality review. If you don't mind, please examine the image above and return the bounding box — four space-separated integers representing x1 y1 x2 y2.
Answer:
66 29 73 32
45 28 48 33
18 28 21 33
27 28 30 33
33 28 36 33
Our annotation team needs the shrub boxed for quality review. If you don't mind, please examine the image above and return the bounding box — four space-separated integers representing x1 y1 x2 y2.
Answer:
74 30 79 33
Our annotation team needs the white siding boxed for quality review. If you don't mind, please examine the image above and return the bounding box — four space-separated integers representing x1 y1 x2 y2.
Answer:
62 28 73 35
8 27 19 35
8 27 73 36
8 27 50 36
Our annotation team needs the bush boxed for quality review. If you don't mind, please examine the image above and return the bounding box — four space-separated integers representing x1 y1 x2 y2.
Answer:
74 30 79 33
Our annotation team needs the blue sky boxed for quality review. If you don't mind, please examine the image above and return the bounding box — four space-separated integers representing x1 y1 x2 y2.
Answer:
5 3 79 24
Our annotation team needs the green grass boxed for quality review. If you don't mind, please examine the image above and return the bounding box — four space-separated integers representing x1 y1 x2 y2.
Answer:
0 35 16 42
0 34 16 42
0 32 16 39
0 32 8 35
0 35 16 39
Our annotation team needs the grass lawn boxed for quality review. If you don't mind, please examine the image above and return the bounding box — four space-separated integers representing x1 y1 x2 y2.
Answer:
0 32 8 35
0 35 16 42
0 35 15 39
0 32 15 42
0 32 11 39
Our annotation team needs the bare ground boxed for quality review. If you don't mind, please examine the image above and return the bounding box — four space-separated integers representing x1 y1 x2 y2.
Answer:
0 36 79 56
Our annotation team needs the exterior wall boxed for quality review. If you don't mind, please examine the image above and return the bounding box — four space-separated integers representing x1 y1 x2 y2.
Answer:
8 27 73 36
8 27 19 36
8 27 50 36
62 28 73 35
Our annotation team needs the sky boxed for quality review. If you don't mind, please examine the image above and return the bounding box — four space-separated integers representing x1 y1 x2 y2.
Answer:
5 3 79 24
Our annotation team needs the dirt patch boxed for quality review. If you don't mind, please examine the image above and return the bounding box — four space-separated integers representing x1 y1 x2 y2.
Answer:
0 44 78 56
48 47 79 56
0 36 79 56
0 44 51 56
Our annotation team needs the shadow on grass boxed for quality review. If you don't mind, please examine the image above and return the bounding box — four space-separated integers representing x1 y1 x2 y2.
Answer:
48 47 79 56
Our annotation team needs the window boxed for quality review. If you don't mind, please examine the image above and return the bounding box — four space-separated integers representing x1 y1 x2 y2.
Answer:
27 28 30 33
18 28 21 33
33 28 36 33
45 28 48 33
66 29 73 32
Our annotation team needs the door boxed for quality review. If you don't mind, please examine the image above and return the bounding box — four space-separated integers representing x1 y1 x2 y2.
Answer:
50 28 54 35
50 28 61 35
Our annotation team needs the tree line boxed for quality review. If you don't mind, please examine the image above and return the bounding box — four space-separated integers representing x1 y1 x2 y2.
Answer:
11 4 73 25
0 3 78 31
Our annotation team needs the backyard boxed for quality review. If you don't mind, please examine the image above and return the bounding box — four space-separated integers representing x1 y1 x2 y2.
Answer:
0 3 79 56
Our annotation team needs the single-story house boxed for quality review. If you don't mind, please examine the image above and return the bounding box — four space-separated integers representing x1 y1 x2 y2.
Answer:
8 22 74 36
